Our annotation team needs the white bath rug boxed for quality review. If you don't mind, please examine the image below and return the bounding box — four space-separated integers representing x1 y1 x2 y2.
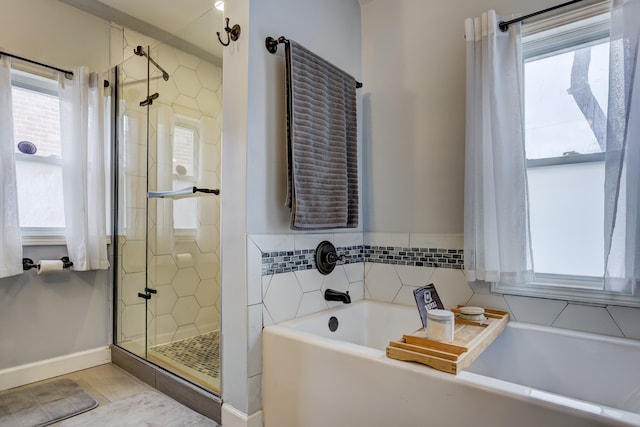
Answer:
59 390 218 427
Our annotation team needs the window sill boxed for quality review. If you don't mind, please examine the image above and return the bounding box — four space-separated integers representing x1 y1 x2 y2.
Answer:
492 281 640 308
22 234 112 246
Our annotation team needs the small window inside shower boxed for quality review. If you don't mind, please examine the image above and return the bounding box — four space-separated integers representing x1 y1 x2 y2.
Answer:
173 116 199 231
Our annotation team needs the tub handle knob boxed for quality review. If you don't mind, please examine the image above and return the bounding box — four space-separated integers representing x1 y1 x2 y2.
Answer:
328 252 351 264
315 241 351 275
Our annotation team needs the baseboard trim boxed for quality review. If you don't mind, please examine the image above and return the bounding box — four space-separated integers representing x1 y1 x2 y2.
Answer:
222 403 263 427
0 346 111 391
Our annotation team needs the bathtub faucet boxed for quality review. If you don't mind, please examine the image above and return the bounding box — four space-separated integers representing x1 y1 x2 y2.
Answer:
324 288 351 304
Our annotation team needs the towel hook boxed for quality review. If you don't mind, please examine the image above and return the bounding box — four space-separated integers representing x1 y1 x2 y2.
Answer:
217 17 241 46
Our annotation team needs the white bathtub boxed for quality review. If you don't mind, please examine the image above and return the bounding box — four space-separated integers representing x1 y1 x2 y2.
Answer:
262 300 640 427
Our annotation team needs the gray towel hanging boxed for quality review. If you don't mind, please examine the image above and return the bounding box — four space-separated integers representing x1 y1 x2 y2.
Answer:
284 40 358 230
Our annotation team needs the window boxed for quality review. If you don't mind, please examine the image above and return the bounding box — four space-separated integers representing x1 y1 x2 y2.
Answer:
493 3 640 304
11 69 66 238
172 117 199 231
10 67 111 245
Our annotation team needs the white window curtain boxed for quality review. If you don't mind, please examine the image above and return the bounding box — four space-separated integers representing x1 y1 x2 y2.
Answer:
604 0 640 294
463 11 535 285
59 67 110 271
0 55 23 279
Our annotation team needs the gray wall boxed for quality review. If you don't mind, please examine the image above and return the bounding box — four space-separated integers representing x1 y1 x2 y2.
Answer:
245 0 363 234
361 0 562 233
0 0 112 371
0 246 111 370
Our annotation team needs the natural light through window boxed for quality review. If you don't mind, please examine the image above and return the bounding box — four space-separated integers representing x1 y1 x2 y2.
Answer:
525 43 609 160
12 73 65 229
173 121 198 230
523 12 610 287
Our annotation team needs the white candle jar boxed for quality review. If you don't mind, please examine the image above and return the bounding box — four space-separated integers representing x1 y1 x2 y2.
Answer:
426 309 455 343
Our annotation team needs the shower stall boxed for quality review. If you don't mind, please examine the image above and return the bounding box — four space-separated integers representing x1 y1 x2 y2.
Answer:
112 39 222 395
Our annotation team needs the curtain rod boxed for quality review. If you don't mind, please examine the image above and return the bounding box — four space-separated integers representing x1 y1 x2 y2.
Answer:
498 0 587 31
0 50 74 79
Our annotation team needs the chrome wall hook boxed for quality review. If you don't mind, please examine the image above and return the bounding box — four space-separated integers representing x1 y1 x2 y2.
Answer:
217 17 241 46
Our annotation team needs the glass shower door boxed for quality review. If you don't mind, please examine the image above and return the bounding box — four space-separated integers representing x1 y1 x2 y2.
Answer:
115 49 152 360
143 41 222 392
115 39 222 394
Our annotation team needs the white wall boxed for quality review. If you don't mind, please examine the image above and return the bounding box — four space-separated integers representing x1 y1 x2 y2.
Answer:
361 0 561 233
0 0 110 73
221 0 362 420
358 0 640 340
0 0 112 378
221 0 251 417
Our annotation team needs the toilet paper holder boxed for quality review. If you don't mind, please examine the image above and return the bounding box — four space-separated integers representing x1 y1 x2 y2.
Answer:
22 257 73 271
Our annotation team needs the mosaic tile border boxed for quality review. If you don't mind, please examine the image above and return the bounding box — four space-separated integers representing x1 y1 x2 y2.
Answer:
262 245 464 275
262 245 363 275
364 245 463 268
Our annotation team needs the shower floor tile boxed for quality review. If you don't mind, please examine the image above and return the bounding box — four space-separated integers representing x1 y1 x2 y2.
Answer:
148 331 220 393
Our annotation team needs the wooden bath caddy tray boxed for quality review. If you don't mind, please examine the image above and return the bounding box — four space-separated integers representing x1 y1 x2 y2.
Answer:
386 307 509 374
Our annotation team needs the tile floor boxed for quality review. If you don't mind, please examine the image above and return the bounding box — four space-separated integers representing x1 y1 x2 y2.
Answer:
1 363 218 426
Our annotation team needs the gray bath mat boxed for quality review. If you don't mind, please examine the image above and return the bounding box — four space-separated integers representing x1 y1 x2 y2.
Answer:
60 390 218 426
0 378 98 427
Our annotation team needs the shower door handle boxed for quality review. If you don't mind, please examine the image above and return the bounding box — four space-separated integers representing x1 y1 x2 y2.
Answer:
138 288 157 300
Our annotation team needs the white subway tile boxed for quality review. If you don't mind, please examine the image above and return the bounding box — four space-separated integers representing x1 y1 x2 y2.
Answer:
250 234 294 252
393 285 420 307
608 305 640 339
504 295 566 325
248 373 262 415
263 272 303 323
343 263 365 283
553 304 623 337
466 292 511 313
321 266 350 293
247 237 264 305
294 233 333 251
294 268 325 293
395 264 435 286
297 291 329 318
333 232 363 247
348 281 365 302
364 263 402 303
429 268 473 309
364 232 409 247
248 304 263 377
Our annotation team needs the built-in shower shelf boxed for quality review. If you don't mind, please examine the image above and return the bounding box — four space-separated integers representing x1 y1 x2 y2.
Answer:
386 307 509 374
148 186 220 199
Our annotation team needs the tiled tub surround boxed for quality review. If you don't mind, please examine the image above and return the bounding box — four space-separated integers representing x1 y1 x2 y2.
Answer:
254 233 640 340
257 233 467 326
245 232 640 417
